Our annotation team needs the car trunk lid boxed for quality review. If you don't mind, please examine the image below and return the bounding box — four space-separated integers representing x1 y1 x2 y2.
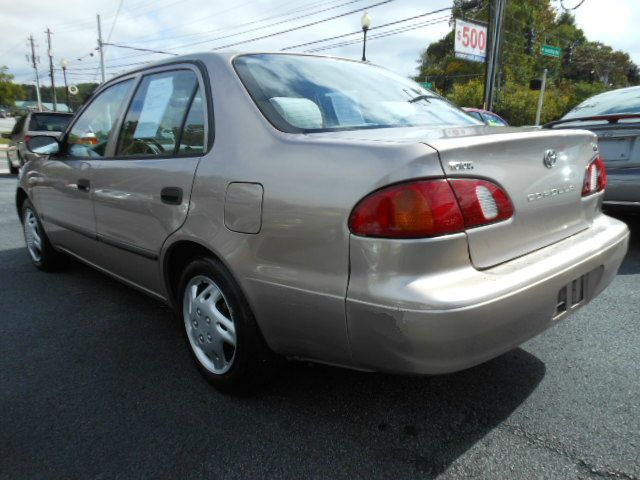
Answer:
425 129 600 269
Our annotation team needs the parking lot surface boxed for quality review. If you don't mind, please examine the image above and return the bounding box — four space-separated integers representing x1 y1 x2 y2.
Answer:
0 174 639 479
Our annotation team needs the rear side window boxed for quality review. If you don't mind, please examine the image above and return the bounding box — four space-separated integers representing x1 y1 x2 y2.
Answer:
177 89 205 155
67 80 134 158
118 70 199 157
482 112 507 126
466 111 483 122
28 114 71 132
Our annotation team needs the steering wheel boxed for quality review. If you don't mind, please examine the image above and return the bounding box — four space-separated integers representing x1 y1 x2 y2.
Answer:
121 138 165 156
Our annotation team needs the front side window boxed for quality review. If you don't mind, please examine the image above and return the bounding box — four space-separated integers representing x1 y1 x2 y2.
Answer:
233 54 480 133
118 70 199 157
67 80 134 158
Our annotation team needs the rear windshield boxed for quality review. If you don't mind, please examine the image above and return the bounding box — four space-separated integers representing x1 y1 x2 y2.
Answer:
562 87 640 119
28 113 72 132
233 54 480 133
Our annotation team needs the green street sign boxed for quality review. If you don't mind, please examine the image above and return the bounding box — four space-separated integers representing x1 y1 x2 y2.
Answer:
419 82 433 89
541 45 561 58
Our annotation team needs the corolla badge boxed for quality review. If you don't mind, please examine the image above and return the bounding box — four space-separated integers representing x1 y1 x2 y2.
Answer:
543 149 558 168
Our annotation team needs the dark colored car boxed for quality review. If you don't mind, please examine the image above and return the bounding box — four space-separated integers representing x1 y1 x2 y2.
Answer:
4 112 73 174
463 107 509 126
546 86 640 210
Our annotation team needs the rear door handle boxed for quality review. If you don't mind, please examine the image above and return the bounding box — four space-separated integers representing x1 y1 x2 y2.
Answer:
161 187 183 205
77 179 91 192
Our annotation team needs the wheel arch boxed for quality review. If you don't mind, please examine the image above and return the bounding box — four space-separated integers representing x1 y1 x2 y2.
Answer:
162 239 231 309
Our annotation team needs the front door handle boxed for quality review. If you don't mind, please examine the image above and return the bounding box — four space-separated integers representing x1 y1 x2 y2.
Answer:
77 179 91 192
161 187 183 205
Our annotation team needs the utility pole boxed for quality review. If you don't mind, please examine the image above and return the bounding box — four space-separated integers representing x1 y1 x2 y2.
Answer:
97 14 106 83
27 35 43 112
534 68 548 126
45 27 57 111
483 0 506 111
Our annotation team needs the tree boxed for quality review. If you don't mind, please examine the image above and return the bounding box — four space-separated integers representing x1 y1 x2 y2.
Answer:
415 0 640 115
0 66 25 107
20 82 99 111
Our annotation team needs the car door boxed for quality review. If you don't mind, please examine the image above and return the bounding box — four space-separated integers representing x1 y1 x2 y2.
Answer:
91 65 209 295
34 79 135 263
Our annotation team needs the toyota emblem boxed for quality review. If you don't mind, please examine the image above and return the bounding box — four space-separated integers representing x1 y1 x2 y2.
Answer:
543 149 558 169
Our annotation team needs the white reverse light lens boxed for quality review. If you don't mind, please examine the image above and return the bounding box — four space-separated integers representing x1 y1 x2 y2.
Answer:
475 185 498 219
590 165 598 193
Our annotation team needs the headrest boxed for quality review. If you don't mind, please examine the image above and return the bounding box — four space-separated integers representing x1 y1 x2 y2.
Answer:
269 97 323 129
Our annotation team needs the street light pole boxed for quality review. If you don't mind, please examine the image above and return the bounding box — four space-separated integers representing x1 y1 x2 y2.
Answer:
534 68 548 126
60 59 70 112
361 11 371 62
96 14 106 83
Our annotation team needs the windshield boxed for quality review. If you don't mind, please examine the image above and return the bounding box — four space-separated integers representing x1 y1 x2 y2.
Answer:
562 86 640 119
233 54 480 133
28 113 72 132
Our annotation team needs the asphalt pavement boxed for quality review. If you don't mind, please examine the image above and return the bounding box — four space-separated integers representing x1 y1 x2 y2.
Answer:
0 174 639 479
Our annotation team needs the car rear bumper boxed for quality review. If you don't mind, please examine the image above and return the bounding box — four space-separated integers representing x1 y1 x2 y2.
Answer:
346 215 629 375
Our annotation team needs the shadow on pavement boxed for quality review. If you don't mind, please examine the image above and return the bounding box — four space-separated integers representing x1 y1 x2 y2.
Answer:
0 245 546 479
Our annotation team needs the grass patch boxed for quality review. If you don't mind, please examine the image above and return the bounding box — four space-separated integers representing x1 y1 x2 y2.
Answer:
0 132 9 145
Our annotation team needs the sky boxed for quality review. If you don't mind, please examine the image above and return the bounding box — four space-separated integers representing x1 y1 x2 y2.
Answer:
0 0 639 88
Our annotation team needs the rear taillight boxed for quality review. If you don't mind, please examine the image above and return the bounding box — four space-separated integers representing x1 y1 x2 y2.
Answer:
23 135 32 144
348 180 464 238
582 156 606 196
448 179 514 228
348 178 514 239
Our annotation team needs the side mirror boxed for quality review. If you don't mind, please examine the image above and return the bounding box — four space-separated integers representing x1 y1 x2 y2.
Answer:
26 136 60 156
1 133 10 139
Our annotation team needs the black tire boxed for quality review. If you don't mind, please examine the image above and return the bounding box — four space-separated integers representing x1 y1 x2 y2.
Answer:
20 199 67 271
178 257 281 393
7 156 18 175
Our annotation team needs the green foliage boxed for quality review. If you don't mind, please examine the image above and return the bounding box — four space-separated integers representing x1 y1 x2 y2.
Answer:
448 78 580 125
21 82 99 111
0 66 25 107
416 0 639 123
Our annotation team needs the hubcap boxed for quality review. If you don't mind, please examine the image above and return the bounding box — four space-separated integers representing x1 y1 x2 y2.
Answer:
183 275 236 374
23 209 42 262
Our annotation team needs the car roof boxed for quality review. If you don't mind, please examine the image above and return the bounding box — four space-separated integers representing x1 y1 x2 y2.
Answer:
103 51 376 85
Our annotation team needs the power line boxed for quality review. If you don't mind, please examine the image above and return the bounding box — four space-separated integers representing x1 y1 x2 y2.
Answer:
204 0 394 52
56 0 365 69
106 0 125 44
306 16 450 53
158 0 382 52
282 7 451 51
130 0 344 45
102 42 178 56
